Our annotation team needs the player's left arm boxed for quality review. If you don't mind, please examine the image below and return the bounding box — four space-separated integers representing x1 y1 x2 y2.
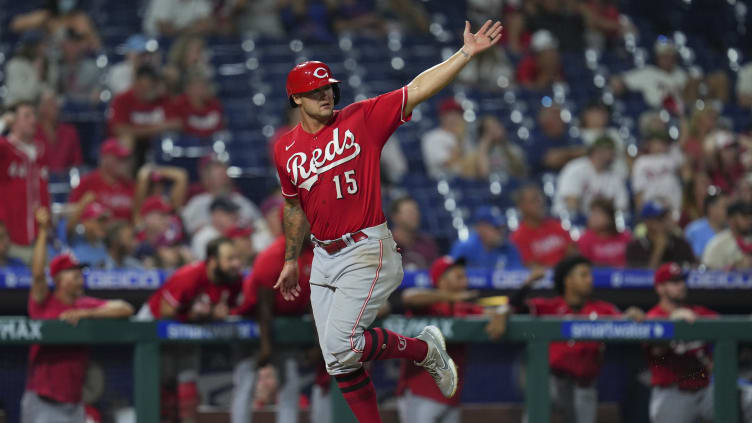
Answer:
404 20 502 116
59 300 134 326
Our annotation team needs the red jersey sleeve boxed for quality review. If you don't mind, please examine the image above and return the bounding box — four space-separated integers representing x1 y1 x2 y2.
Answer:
74 296 108 309
357 86 412 148
108 93 131 127
161 272 201 309
273 143 299 198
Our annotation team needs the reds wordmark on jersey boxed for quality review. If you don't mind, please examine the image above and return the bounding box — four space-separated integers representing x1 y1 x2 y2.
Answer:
273 86 411 241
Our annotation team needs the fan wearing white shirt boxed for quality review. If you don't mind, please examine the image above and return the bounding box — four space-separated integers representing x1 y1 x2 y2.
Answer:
631 131 685 216
553 136 629 219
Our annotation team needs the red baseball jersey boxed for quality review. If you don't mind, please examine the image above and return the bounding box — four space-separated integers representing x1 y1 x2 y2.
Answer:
529 296 621 381
273 87 411 240
397 301 484 406
0 137 50 245
171 94 224 139
69 170 135 221
107 88 174 134
510 219 573 267
645 304 717 390
35 123 83 172
146 261 241 321
232 236 312 316
576 230 632 268
26 292 107 403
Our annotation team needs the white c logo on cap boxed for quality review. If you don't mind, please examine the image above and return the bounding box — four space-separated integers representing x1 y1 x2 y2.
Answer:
312 67 329 79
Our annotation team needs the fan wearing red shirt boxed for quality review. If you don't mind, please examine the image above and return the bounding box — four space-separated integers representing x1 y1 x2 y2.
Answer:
69 138 135 221
229 235 315 423
516 30 564 90
397 256 507 423
35 90 83 173
510 256 642 423
0 101 50 251
23 208 133 423
172 71 224 139
645 262 717 423
577 199 631 268
138 237 243 422
273 20 504 423
510 184 575 267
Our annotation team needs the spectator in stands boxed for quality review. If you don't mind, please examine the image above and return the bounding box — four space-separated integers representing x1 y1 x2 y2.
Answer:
580 0 626 49
192 196 240 260
706 130 746 194
69 138 134 221
133 164 189 221
553 136 628 219
171 70 225 140
260 194 284 240
421 97 478 180
389 196 439 271
379 0 429 34
476 115 527 179
398 256 507 422
516 30 564 90
23 208 133 423
680 107 719 171
579 100 627 177
577 198 631 268
136 237 242 422
10 0 101 52
631 130 684 215
458 43 513 91
626 201 695 269
106 34 160 96
381 135 408 187
280 0 338 42
64 202 110 268
702 201 752 270
163 35 213 96
0 101 50 261
4 31 56 106
451 206 524 270
233 0 286 36
57 28 102 104
103 221 143 270
332 0 387 36
737 61 752 108
35 90 83 173
135 196 192 269
226 225 255 268
525 0 586 52
108 64 181 157
611 37 693 111
183 156 271 249
143 0 214 36
0 221 26 269
510 184 575 268
685 190 727 258
526 105 585 176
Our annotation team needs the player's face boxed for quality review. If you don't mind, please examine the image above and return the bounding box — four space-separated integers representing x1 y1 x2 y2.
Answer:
294 85 335 119
213 242 242 283
658 280 687 303
566 264 593 298
56 269 85 298
439 266 468 293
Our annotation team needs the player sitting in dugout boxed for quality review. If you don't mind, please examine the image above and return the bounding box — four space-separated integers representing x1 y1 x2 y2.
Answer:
510 255 644 423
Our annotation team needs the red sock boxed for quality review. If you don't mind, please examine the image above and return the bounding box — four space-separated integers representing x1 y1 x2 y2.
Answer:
335 368 381 423
360 328 428 363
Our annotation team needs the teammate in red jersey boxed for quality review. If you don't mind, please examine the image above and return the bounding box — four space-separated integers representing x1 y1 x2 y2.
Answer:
138 237 243 423
23 208 133 423
397 256 507 423
645 262 718 423
273 20 503 422
0 101 50 255
511 255 643 423
230 235 321 423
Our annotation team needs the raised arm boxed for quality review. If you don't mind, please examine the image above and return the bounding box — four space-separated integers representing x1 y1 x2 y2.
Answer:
404 20 502 116
30 208 51 304
274 197 309 300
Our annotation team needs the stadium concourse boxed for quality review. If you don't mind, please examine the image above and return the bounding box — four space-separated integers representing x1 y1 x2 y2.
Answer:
1 0 752 422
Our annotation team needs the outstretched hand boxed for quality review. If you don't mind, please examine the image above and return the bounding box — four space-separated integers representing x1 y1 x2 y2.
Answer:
274 261 301 301
462 20 503 57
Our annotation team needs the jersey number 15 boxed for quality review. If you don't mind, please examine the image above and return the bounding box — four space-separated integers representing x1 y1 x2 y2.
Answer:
333 170 358 199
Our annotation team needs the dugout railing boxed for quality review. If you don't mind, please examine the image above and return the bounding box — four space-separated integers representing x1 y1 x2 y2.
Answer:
0 316 748 423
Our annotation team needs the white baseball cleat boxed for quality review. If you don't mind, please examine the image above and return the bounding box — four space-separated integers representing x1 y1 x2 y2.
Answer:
415 325 458 398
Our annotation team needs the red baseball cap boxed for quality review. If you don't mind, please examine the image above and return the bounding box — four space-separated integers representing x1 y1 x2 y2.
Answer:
429 256 466 286
140 196 172 216
286 61 340 107
654 262 686 286
50 252 86 279
438 98 463 116
100 138 131 158
80 202 110 221
225 225 253 239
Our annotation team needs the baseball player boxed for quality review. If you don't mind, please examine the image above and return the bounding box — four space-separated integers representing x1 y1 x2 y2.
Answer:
230 234 328 423
645 262 717 423
273 19 503 422
23 208 134 423
511 256 642 423
137 236 243 423
397 256 507 423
